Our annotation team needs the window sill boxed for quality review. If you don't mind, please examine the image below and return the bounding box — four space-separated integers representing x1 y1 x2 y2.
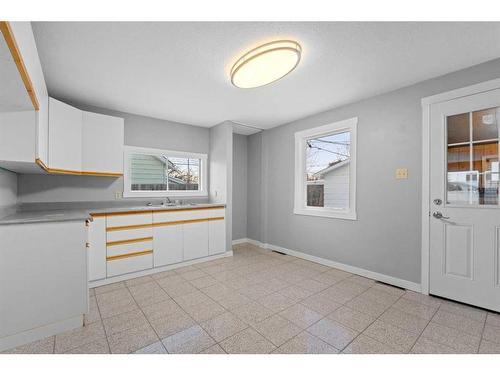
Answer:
293 207 357 221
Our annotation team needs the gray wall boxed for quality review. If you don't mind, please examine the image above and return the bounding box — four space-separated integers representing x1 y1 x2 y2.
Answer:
18 104 210 203
232 133 248 240
249 58 500 284
209 122 233 251
0 168 17 207
247 132 263 241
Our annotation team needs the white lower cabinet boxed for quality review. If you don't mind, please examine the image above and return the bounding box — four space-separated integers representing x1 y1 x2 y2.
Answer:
107 254 153 278
153 224 183 267
209 219 226 255
89 207 226 284
87 216 106 281
183 221 209 261
0 220 87 351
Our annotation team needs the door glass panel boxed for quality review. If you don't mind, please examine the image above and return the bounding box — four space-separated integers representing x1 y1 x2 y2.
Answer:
446 108 499 205
472 107 498 141
447 113 470 144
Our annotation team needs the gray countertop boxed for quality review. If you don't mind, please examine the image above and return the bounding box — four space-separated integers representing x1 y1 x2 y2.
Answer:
0 202 226 225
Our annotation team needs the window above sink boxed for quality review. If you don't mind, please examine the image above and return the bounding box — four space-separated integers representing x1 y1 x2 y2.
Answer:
123 146 208 198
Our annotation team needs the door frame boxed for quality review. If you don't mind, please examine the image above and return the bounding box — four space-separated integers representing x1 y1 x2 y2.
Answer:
421 77 500 295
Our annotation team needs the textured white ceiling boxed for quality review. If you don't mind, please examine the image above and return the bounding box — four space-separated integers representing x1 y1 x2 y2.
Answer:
32 22 500 130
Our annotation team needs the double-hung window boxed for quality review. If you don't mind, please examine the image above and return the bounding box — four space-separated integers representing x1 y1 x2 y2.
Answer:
294 117 357 220
123 146 208 198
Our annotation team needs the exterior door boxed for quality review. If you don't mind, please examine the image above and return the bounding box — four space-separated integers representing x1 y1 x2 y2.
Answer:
429 88 500 312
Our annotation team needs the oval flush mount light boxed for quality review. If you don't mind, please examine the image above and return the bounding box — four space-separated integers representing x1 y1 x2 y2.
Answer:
230 40 302 88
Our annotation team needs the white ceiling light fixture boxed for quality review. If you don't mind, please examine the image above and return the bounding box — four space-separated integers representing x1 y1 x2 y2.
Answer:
230 40 302 89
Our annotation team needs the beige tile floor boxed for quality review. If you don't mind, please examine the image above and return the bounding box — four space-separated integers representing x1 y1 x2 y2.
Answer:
3 243 500 354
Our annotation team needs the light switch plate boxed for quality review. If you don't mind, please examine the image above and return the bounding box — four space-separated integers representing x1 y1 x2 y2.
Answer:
115 191 122 199
396 168 408 179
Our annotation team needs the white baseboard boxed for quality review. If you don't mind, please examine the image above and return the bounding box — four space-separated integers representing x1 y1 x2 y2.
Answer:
0 315 82 352
232 238 264 247
232 238 250 245
89 251 233 288
237 240 421 293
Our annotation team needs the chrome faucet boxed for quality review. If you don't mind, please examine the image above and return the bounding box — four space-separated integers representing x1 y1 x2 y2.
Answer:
164 197 172 206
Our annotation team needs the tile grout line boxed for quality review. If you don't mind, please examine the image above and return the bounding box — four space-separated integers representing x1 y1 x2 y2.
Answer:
406 299 442 353
337 286 408 353
477 312 488 354
128 278 172 353
91 290 112 354
152 271 230 353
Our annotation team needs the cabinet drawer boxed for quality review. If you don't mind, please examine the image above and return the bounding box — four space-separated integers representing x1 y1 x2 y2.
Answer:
106 212 152 228
107 240 153 258
107 253 153 277
153 208 225 224
107 227 153 242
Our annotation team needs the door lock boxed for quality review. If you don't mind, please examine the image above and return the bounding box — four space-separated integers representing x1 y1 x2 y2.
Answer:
433 211 450 219
433 198 442 205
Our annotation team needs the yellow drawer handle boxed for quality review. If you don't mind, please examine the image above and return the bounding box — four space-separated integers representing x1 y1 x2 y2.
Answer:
107 223 153 232
106 236 153 246
107 250 153 261
153 217 225 227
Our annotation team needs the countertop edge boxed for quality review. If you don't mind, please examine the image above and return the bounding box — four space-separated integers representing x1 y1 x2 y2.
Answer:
0 203 226 225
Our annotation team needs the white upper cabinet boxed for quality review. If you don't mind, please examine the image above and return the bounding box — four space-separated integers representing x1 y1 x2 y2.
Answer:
0 22 49 173
48 97 83 172
82 111 124 175
0 22 124 176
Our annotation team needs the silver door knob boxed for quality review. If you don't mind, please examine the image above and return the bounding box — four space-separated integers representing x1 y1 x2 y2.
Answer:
433 211 450 219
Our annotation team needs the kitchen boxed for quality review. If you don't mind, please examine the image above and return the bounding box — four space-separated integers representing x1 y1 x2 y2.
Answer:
1 13 500 362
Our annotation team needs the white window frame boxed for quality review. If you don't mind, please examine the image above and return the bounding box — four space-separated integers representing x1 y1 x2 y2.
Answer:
123 145 208 198
294 117 358 220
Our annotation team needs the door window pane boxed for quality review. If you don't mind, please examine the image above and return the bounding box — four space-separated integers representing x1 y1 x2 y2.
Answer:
447 113 470 144
446 108 499 205
472 107 498 141
473 143 499 205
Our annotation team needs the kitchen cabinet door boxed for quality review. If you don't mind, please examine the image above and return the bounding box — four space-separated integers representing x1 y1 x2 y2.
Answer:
208 219 226 255
48 97 82 171
88 216 106 281
82 111 124 175
153 224 183 267
183 221 209 261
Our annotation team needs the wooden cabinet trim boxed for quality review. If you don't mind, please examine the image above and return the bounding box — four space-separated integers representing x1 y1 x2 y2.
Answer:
0 21 39 110
106 236 153 246
107 223 153 232
153 206 225 213
153 216 225 227
107 250 153 261
35 158 123 177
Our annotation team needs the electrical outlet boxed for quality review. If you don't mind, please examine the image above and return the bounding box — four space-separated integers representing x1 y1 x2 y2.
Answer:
396 168 408 179
114 191 122 199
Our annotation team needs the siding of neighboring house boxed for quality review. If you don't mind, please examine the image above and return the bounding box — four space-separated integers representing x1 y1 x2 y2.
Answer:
323 163 349 208
131 154 166 185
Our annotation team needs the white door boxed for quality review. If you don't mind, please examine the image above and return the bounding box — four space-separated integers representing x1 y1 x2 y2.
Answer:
183 221 209 261
429 88 500 312
153 224 183 266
